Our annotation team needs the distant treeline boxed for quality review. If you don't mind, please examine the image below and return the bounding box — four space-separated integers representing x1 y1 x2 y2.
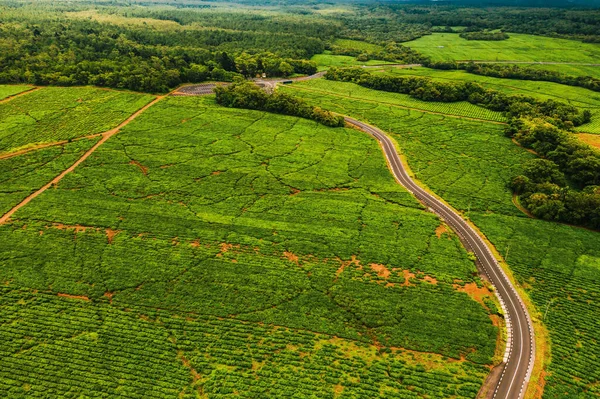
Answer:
325 67 591 127
0 5 324 93
382 5 600 42
462 63 600 93
215 81 345 127
329 43 428 65
508 119 600 229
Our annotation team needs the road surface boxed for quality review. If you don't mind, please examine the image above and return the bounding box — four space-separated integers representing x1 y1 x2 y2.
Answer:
345 117 535 399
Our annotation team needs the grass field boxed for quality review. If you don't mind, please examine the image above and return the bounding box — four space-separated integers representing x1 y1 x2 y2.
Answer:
282 79 506 123
378 66 600 133
311 51 395 71
0 96 500 398
404 33 600 64
0 85 34 101
0 87 155 154
283 82 600 399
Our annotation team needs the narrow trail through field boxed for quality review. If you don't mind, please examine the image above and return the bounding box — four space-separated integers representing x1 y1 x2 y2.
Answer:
0 87 39 104
286 85 507 125
0 95 164 225
0 133 105 160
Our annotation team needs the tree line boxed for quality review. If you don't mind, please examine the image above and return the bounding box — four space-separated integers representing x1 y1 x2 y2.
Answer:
460 63 600 93
325 67 591 127
215 80 345 128
0 5 322 93
507 119 600 229
458 31 509 41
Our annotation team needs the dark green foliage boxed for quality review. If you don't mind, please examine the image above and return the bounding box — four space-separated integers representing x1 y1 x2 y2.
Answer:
459 31 509 41
463 63 600 94
215 81 344 127
325 67 588 127
507 120 600 228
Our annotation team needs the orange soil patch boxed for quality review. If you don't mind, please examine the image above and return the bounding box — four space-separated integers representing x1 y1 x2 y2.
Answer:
333 384 344 397
283 251 300 265
370 263 391 278
106 228 120 244
423 275 438 284
211 170 221 175
0 95 163 225
190 240 201 248
129 160 148 175
335 255 361 278
578 133 600 149
290 188 301 196
532 369 548 399
401 269 416 286
453 282 493 306
57 293 89 301
435 224 448 238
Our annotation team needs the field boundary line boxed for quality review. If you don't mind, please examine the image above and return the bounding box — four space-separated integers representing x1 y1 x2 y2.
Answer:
0 95 164 225
0 87 40 104
0 133 105 161
286 85 507 125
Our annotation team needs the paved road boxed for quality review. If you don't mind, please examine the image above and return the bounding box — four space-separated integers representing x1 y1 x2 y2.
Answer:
346 117 535 399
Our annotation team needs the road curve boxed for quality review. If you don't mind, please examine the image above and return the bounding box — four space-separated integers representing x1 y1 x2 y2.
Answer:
346 117 535 399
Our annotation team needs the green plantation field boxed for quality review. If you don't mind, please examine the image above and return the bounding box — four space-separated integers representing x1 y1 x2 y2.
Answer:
0 96 501 398
0 138 100 216
284 82 600 398
0 85 34 101
0 87 154 154
283 79 506 123
311 52 394 71
404 33 600 64
378 67 600 133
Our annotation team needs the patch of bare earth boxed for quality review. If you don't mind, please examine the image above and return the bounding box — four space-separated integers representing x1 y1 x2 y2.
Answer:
370 263 391 278
57 293 89 301
335 255 361 278
453 282 493 306
283 251 300 265
435 224 449 238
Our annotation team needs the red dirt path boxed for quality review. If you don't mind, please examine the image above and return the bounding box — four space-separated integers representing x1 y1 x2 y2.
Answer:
0 96 163 225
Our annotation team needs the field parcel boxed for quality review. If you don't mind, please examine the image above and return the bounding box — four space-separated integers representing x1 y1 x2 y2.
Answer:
0 95 501 397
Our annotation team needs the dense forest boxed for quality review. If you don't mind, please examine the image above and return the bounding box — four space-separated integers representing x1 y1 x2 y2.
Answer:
508 119 600 229
215 80 344 127
2 2 600 92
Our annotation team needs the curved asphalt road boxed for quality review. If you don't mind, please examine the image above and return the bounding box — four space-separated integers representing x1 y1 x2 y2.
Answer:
346 117 535 399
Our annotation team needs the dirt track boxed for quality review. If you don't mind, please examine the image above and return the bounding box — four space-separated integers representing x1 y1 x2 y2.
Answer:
0 96 164 225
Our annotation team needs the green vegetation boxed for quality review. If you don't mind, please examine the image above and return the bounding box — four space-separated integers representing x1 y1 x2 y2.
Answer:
404 33 600 63
0 85 33 100
325 67 589 127
333 39 384 53
378 67 600 133
0 87 154 153
507 119 600 229
311 52 394 72
284 78 506 122
283 81 600 399
459 31 509 41
0 95 501 397
512 64 600 80
215 80 344 127
0 138 99 215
